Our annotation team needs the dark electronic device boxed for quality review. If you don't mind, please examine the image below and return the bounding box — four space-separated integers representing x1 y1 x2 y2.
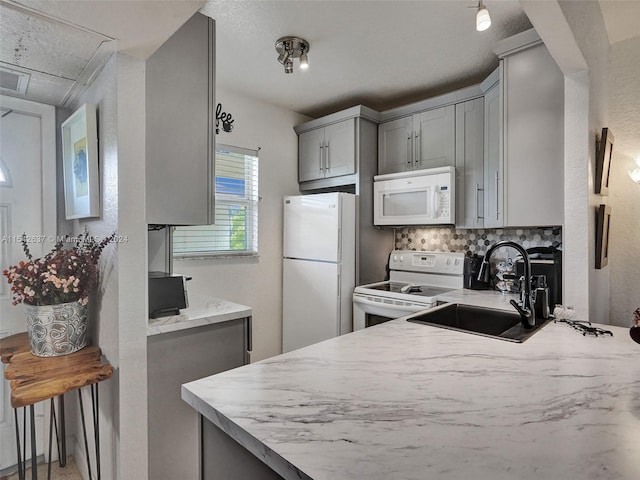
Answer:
148 271 191 319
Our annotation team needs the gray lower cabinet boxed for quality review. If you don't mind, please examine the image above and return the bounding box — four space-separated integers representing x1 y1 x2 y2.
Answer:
146 12 215 225
298 118 356 182
455 98 485 229
378 105 455 175
200 418 285 480
147 318 250 480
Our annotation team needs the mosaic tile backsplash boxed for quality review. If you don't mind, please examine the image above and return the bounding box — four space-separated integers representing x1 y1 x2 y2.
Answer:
395 227 562 256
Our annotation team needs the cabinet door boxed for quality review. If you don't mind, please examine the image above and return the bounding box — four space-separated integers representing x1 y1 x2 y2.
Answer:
455 99 484 229
324 118 356 178
146 13 214 225
148 319 248 480
483 82 503 228
503 44 564 227
415 105 455 170
378 116 413 174
298 127 326 182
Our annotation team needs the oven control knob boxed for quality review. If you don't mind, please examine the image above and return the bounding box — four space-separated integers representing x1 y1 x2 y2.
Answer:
399 255 404 263
446 258 451 265
393 255 398 262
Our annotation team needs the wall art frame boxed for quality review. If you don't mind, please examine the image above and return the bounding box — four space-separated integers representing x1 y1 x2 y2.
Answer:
61 103 100 219
595 127 614 195
595 204 611 269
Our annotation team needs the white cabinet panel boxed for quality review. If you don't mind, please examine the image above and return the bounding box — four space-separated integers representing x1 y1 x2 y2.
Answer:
378 116 412 174
324 118 356 178
483 82 503 228
298 127 325 182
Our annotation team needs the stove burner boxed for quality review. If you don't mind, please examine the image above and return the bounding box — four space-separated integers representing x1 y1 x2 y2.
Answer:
554 319 613 337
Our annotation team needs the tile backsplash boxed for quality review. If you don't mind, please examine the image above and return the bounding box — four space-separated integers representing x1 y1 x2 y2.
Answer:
395 227 562 256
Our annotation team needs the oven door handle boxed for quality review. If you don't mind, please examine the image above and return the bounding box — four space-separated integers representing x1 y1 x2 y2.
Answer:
353 296 433 312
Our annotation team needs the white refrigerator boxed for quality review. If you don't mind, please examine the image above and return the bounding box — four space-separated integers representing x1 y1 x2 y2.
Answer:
282 192 356 353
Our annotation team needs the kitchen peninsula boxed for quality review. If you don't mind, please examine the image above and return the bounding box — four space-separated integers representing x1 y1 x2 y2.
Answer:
183 313 640 480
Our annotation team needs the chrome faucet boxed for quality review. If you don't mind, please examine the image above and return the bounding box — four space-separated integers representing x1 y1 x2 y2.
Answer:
477 241 536 329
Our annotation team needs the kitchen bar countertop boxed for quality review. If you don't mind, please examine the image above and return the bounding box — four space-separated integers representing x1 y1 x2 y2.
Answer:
147 294 251 336
182 303 640 480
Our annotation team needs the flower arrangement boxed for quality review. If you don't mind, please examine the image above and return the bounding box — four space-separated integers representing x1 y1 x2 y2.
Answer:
2 229 115 306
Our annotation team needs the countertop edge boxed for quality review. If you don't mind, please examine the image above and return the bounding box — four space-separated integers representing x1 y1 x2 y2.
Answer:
182 383 308 480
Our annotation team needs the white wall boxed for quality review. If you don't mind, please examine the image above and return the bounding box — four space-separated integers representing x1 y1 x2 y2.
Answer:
58 52 149 480
608 36 640 326
557 0 611 323
174 88 310 362
60 54 119 480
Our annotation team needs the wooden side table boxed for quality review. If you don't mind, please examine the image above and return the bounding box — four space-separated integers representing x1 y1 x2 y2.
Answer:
0 332 113 480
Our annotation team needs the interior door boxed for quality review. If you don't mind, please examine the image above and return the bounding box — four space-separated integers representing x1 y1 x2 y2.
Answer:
0 96 56 470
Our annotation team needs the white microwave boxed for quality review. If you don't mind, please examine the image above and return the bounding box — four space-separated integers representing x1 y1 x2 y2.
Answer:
373 166 455 226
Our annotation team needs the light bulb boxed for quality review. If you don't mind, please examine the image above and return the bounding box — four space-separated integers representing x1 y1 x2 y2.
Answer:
629 168 640 184
299 52 309 70
476 5 491 32
284 58 293 74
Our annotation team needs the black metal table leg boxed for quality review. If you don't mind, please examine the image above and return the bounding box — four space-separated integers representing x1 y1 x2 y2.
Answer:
47 400 54 480
29 405 36 480
13 408 25 480
78 389 93 478
58 395 66 467
91 384 101 480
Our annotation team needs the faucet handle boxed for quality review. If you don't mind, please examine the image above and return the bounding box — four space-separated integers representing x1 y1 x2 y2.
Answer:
509 299 535 329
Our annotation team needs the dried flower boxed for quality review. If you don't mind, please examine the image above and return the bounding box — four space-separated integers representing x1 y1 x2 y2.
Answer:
2 228 115 306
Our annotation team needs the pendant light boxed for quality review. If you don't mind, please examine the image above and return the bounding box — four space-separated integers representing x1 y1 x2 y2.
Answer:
476 1 491 32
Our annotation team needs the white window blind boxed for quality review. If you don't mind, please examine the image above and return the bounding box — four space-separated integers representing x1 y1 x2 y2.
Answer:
173 145 259 257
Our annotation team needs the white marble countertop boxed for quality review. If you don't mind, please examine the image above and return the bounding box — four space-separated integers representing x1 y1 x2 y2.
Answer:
182 296 640 480
147 294 252 336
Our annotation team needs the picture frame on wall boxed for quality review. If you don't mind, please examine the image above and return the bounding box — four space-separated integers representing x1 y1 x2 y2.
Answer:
595 204 611 269
61 103 100 219
595 127 614 195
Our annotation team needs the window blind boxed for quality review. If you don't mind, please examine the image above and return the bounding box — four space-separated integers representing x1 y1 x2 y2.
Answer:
173 145 259 257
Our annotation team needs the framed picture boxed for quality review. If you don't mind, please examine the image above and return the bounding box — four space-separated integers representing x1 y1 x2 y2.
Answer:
595 204 611 269
61 104 99 219
595 127 614 195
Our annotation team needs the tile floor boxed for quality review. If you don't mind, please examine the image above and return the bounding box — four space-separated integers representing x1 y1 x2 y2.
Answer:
0 459 82 480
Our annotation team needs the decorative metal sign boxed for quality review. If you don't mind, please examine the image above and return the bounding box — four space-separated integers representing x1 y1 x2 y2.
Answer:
216 102 234 134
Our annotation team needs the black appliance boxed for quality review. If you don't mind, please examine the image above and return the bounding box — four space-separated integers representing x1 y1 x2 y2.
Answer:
148 271 191 319
516 247 562 314
464 254 490 290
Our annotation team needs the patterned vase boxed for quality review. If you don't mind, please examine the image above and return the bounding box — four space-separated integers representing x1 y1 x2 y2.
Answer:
23 302 88 357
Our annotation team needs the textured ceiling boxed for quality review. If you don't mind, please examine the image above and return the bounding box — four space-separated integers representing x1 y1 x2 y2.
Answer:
201 0 532 117
598 0 640 44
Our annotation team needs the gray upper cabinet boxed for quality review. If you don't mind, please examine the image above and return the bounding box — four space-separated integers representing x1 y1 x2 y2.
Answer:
488 30 564 228
378 105 455 175
501 41 564 227
455 98 484 229
146 13 215 225
483 80 503 228
298 118 356 182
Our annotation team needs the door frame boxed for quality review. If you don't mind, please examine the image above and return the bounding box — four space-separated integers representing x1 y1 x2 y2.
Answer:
0 94 56 472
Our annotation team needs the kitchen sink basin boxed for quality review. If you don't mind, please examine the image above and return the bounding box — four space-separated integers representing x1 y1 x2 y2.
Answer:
407 303 550 342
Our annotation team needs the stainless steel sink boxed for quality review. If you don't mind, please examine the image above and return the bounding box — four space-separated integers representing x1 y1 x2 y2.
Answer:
407 303 550 342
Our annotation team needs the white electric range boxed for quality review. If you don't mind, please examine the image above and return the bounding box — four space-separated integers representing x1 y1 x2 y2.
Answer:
353 250 465 330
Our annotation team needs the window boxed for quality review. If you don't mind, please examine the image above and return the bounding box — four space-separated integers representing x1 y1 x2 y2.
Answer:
173 145 259 257
0 158 12 187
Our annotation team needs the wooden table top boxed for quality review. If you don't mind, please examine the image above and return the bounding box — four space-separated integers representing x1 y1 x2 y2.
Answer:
0 332 113 408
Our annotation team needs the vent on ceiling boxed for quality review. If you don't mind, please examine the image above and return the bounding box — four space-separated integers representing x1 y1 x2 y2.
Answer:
0 67 30 95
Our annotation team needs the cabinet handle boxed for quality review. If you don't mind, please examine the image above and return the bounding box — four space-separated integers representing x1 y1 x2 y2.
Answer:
407 134 412 169
414 131 420 168
326 141 330 173
476 183 484 221
495 171 500 221
319 142 324 172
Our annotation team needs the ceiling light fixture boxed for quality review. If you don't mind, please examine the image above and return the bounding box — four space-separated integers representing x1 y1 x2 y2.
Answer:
275 36 310 74
476 1 491 32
